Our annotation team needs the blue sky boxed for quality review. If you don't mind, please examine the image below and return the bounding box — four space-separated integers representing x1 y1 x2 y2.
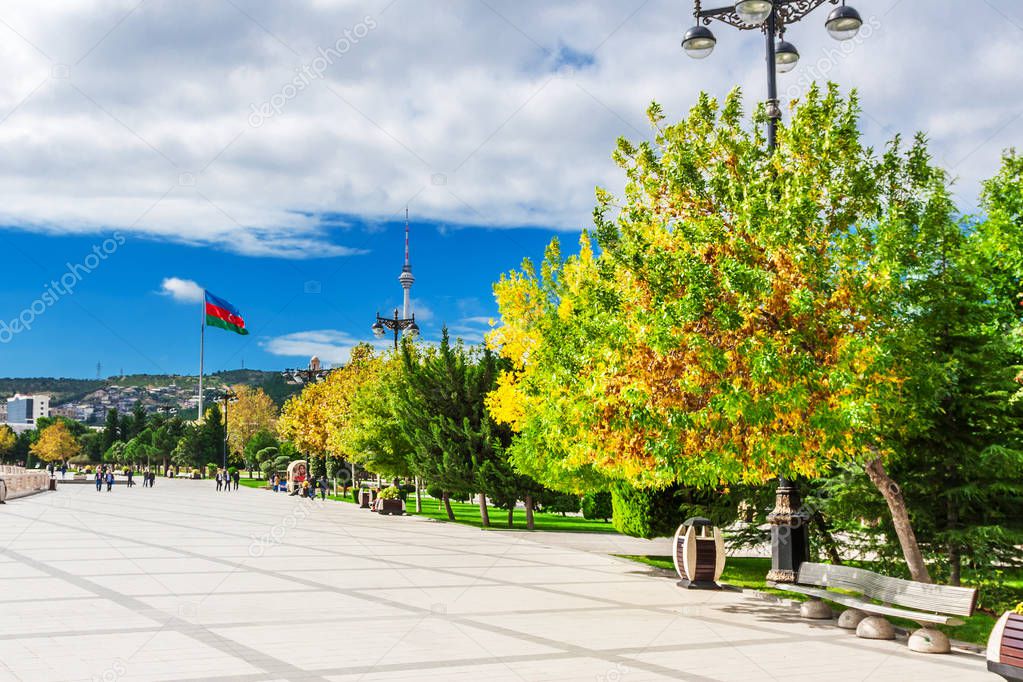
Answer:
0 218 564 377
0 1 1021 377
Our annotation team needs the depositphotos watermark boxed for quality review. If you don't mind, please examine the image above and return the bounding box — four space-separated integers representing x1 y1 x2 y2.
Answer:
248 15 378 128
0 233 126 344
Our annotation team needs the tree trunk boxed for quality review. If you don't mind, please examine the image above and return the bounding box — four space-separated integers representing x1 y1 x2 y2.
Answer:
864 457 931 583
415 477 422 513
812 509 843 565
525 494 535 530
442 492 455 521
508 507 514 528
478 492 490 527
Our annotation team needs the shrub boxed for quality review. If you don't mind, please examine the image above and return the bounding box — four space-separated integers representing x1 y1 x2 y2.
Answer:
227 466 238 476
378 486 401 500
426 483 443 499
68 454 91 466
538 491 581 516
611 483 684 539
581 491 612 522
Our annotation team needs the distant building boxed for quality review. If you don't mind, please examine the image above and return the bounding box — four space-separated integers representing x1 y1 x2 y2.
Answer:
6 394 50 425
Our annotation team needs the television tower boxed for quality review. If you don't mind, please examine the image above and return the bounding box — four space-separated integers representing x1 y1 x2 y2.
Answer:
398 206 415 319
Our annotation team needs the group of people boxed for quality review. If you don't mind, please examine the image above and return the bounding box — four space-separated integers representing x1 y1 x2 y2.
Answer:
215 468 240 492
93 466 158 491
269 473 328 500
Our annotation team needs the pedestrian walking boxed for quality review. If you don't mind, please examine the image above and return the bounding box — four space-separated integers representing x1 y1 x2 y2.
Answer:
319 475 327 500
105 470 114 491
60 463 67 480
94 470 102 492
233 470 240 491
215 470 223 491
127 469 134 488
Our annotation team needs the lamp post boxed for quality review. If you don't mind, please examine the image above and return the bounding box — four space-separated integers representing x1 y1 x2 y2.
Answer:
372 308 419 350
682 0 863 151
220 389 236 471
681 0 862 582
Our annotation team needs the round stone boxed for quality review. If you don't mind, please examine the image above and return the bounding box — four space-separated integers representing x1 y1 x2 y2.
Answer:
837 608 868 629
800 599 833 620
908 627 950 654
856 615 895 640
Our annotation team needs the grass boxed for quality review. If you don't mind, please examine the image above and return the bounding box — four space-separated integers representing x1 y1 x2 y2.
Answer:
403 495 616 533
239 478 615 532
617 554 1015 646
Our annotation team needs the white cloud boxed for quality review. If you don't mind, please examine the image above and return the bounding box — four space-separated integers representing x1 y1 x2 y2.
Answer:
158 277 204 303
410 299 434 322
261 329 390 365
0 1 1019 257
447 316 495 344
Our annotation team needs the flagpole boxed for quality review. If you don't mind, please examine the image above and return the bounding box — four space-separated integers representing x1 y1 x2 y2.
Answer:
198 291 205 424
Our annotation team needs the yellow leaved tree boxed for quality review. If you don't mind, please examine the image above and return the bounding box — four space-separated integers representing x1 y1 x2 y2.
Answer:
278 343 382 474
31 422 82 463
226 385 278 455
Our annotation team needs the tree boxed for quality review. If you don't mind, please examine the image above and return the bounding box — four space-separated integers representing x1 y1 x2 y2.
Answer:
126 401 148 440
341 352 414 479
31 421 82 463
227 385 278 456
488 85 956 578
103 441 128 464
279 343 380 474
395 331 518 525
244 429 279 475
101 408 120 452
819 151 1023 584
0 425 16 462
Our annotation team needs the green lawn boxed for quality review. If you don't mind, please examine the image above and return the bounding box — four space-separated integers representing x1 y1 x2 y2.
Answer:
240 478 614 532
617 554 1012 646
403 495 616 533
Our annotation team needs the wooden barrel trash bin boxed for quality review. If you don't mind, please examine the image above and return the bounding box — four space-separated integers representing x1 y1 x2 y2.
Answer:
672 517 726 590
988 612 1023 681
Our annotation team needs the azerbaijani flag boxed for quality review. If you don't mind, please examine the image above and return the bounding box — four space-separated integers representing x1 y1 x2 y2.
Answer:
204 291 248 336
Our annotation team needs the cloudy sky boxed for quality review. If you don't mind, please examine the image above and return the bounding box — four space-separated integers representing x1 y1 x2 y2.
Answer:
1 0 1021 377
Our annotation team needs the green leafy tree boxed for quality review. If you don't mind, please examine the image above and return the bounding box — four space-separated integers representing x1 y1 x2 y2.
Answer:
101 408 120 452
342 352 415 479
397 331 516 524
488 85 961 578
244 429 279 475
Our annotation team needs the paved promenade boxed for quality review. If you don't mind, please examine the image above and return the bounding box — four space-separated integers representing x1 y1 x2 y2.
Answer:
0 480 988 681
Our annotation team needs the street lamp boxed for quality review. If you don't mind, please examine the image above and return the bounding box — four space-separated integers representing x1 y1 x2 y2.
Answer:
681 0 861 584
220 389 236 471
682 0 863 149
372 308 419 350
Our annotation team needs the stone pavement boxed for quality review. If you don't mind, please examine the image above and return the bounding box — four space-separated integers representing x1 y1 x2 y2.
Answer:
0 479 989 681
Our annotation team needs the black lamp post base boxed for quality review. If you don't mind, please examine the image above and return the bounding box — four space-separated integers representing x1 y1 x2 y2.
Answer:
767 477 810 584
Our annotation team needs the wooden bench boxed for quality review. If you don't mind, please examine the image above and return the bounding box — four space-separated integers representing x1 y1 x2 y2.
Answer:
768 562 977 653
988 612 1023 681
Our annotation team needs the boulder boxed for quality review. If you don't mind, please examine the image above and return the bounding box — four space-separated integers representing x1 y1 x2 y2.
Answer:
856 615 895 640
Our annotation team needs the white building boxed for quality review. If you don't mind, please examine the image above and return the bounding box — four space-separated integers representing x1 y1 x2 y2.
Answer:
6 394 50 425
